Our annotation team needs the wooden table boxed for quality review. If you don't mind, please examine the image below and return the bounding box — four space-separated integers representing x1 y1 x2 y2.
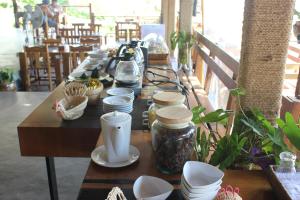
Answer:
77 131 275 200
17 61 185 200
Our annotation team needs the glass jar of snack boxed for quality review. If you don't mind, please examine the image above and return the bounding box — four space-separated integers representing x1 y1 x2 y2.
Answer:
151 106 195 174
148 91 186 128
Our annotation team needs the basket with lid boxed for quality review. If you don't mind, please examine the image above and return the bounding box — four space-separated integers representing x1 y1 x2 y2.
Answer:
148 91 186 128
151 106 195 174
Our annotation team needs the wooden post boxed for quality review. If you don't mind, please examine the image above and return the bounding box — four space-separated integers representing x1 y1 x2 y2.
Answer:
238 0 295 121
19 52 30 91
161 0 176 50
89 3 93 25
295 68 300 99
179 0 193 33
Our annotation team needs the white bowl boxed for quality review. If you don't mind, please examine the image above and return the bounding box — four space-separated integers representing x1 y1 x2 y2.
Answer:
103 96 132 106
56 96 88 120
183 161 224 189
181 176 221 194
106 87 134 100
133 176 173 200
181 187 219 200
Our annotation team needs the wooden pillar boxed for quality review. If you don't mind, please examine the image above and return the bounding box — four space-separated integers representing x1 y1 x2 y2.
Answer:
238 0 295 121
161 0 176 49
179 0 193 33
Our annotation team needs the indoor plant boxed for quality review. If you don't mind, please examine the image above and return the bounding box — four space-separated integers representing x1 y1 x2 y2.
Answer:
192 88 300 171
0 67 16 91
170 31 194 71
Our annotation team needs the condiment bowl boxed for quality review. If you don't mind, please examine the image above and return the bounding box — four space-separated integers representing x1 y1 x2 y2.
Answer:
183 161 224 189
133 176 173 200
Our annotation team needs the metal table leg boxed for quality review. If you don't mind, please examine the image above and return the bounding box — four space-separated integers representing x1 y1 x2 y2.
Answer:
45 157 59 200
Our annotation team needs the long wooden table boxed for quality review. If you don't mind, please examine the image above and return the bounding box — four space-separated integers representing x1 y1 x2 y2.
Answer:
17 59 275 200
77 131 275 200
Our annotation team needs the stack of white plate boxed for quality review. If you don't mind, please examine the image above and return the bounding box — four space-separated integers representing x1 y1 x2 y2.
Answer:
106 88 135 101
181 161 224 200
103 96 133 113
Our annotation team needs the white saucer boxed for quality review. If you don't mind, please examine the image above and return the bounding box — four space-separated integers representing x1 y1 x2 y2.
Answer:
91 145 140 168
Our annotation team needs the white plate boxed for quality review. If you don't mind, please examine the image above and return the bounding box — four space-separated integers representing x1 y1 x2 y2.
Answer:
91 145 140 168
103 96 132 106
107 88 134 97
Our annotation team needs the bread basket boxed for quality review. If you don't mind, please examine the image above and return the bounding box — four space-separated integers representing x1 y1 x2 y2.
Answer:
56 96 88 120
64 82 87 101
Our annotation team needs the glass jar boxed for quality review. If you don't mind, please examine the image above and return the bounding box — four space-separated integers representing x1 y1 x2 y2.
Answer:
148 91 186 128
151 106 195 174
276 151 297 173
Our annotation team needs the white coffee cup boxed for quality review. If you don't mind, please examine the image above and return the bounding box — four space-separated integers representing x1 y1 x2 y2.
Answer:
100 111 132 163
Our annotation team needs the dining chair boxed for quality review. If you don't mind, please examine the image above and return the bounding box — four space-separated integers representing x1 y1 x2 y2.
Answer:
89 23 103 33
78 28 93 36
69 45 93 70
115 22 128 42
80 36 102 48
128 22 141 41
23 45 54 91
72 23 85 35
59 28 78 44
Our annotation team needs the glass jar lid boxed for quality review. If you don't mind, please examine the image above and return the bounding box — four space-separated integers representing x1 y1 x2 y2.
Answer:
153 91 185 106
156 106 192 125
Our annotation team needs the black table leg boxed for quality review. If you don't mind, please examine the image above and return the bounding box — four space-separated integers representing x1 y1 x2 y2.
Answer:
45 157 59 200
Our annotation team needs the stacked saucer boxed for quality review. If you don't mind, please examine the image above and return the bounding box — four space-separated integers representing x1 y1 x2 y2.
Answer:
181 161 224 200
103 96 133 113
106 87 135 101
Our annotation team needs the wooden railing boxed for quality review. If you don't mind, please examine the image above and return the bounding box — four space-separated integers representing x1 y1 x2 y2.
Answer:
192 31 239 111
192 31 300 120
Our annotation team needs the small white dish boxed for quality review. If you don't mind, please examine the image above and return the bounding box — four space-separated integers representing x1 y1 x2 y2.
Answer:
133 176 173 200
183 161 224 189
106 88 135 100
91 145 139 168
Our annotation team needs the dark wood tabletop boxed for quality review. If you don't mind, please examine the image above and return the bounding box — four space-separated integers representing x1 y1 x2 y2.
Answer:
77 131 275 200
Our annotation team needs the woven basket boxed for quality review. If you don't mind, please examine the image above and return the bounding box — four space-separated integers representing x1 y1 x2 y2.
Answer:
86 82 104 105
64 82 87 102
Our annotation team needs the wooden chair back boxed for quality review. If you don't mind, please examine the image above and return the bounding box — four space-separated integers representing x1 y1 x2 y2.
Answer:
128 22 141 41
69 45 93 69
78 28 93 36
72 23 85 35
23 45 53 91
115 22 128 42
89 23 102 33
43 38 62 46
80 36 101 47
59 28 78 44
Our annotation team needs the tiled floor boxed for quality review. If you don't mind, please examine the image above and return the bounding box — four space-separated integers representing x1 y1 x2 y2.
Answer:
0 92 89 200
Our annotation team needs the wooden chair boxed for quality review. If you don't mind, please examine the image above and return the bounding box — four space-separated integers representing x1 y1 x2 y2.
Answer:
72 23 85 35
80 36 101 47
128 22 141 41
59 28 78 44
23 45 54 91
89 23 102 33
78 28 93 36
69 45 93 70
115 22 128 42
43 38 62 46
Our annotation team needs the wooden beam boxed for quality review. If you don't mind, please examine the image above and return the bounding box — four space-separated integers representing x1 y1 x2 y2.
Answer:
195 45 237 89
195 32 239 77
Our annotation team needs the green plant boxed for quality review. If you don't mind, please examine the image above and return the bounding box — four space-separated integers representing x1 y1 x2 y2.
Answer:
0 68 14 85
170 31 195 64
193 87 300 171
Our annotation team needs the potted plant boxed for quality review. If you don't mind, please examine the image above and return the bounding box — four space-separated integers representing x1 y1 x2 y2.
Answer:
192 88 300 171
0 68 16 91
170 31 194 72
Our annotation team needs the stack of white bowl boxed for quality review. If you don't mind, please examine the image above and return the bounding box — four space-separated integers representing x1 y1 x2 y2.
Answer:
106 88 135 101
103 96 133 113
181 161 224 200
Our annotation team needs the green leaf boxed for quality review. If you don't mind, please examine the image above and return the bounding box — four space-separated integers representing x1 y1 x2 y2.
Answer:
230 88 246 97
278 113 300 151
192 106 206 124
199 109 229 123
240 118 264 137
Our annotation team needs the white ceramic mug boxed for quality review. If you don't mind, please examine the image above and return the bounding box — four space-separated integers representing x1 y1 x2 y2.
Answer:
100 111 132 163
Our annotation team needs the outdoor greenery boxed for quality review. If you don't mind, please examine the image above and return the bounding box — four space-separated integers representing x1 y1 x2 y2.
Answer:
192 88 300 171
0 68 14 85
